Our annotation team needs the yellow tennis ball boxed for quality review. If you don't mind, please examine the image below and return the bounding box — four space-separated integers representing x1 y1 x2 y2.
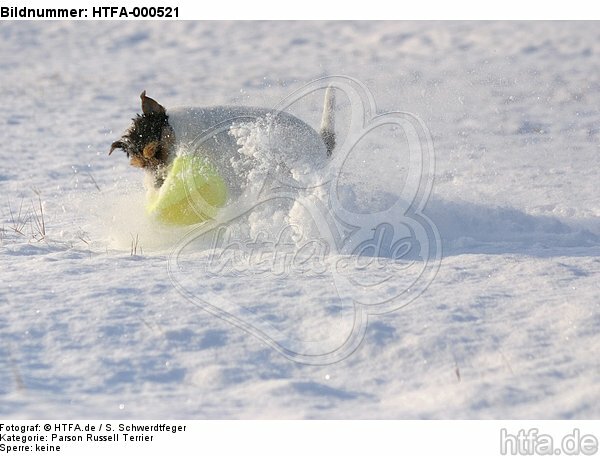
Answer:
146 155 227 225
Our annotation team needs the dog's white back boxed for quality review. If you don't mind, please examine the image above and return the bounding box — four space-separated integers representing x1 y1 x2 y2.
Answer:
167 106 328 192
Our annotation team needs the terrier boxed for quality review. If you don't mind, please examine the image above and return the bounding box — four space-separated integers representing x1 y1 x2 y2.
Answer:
109 90 336 189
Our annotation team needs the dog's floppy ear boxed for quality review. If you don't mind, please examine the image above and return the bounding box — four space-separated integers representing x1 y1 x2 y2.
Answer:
109 140 127 156
140 90 166 115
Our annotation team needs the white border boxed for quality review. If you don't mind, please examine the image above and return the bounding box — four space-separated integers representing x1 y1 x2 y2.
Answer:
3 0 600 19
1 421 599 456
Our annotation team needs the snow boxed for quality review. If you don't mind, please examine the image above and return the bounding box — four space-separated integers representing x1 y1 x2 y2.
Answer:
1 21 599 419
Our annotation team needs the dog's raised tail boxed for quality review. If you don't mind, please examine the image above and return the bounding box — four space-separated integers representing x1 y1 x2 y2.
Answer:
320 86 336 156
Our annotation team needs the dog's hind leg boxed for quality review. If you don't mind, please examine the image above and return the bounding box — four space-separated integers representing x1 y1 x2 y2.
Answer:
319 86 336 156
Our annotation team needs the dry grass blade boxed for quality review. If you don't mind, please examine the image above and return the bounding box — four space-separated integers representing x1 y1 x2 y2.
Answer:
30 190 46 241
130 233 140 256
7 198 29 236
86 172 101 192
78 234 90 246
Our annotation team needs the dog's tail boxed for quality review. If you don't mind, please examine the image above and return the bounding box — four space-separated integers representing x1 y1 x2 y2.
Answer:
319 86 336 156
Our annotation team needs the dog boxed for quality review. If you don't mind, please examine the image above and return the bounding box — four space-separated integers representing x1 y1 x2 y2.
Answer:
110 90 336 190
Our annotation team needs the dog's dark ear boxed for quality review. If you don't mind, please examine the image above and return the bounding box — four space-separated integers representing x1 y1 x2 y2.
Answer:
109 140 127 156
140 90 166 115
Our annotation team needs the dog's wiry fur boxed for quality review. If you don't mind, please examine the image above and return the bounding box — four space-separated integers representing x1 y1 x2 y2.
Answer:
110 91 174 187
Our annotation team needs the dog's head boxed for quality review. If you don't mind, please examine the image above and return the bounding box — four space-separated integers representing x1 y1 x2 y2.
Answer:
109 91 175 178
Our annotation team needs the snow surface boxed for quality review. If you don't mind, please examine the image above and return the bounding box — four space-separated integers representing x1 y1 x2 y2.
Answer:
1 21 599 418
